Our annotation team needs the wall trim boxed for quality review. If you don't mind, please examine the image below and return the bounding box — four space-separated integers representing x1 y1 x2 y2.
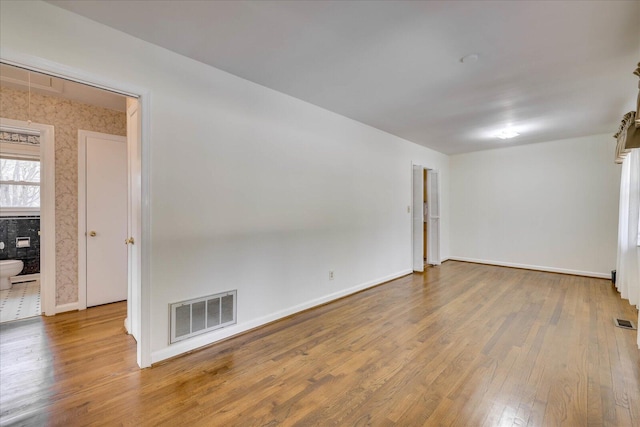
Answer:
448 256 610 279
55 302 78 314
151 269 413 364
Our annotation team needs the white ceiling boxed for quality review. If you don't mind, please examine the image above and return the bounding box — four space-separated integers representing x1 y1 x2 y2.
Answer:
47 0 639 154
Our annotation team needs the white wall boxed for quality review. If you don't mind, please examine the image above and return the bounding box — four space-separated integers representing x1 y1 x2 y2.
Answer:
450 134 620 277
0 1 449 363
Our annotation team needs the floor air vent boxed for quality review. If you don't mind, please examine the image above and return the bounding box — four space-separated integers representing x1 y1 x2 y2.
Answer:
170 290 237 344
614 318 637 330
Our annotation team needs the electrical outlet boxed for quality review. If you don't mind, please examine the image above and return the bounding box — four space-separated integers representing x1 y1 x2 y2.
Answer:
329 270 334 280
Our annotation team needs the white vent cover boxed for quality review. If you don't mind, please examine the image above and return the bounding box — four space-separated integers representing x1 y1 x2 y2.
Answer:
170 290 237 344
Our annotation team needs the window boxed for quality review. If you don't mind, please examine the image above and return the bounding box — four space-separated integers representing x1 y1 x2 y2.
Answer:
0 157 40 214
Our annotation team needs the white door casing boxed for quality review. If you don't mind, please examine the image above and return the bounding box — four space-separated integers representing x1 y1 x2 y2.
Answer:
426 169 441 266
78 130 128 307
412 165 424 272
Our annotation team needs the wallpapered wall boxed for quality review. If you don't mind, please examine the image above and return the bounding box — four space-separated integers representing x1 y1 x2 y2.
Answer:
0 86 126 305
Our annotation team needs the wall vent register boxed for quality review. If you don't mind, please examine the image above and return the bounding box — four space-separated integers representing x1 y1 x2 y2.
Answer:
169 290 237 344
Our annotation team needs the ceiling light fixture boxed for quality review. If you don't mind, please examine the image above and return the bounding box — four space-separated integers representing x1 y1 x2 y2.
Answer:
460 53 479 63
496 129 520 140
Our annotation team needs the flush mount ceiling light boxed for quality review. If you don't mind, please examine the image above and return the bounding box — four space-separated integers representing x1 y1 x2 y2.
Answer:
496 129 520 140
460 53 479 63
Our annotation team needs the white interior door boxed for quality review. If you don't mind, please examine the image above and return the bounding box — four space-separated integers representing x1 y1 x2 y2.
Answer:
83 132 128 307
426 169 441 266
126 98 141 340
412 165 424 272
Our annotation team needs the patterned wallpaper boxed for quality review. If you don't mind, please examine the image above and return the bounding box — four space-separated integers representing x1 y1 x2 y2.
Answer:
0 86 126 305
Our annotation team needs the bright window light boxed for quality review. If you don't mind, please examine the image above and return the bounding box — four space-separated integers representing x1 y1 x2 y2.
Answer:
0 158 41 208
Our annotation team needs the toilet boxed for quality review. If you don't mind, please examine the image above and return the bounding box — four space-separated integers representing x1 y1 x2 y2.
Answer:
0 260 24 291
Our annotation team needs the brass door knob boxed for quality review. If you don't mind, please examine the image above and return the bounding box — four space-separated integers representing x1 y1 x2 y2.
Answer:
125 237 135 245
89 231 97 237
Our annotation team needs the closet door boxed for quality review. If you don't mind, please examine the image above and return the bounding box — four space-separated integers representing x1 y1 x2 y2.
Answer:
80 131 128 307
412 165 424 272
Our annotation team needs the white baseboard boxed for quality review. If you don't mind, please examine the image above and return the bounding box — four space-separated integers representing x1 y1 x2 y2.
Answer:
55 302 78 314
448 256 610 279
151 269 413 364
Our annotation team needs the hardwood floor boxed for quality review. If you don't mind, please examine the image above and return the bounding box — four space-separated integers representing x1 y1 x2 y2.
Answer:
1 261 638 426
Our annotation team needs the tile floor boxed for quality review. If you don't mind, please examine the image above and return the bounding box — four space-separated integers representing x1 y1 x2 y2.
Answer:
0 280 41 323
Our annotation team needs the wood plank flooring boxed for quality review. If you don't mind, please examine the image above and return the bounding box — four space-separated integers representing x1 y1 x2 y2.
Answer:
1 261 638 426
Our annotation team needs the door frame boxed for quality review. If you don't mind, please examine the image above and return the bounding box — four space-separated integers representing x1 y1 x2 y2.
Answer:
0 51 152 368
0 118 56 316
77 130 127 310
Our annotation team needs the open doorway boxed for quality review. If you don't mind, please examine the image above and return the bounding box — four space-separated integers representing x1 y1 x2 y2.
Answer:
0 63 142 341
0 57 149 367
1 124 42 322
412 164 441 272
0 115 55 323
